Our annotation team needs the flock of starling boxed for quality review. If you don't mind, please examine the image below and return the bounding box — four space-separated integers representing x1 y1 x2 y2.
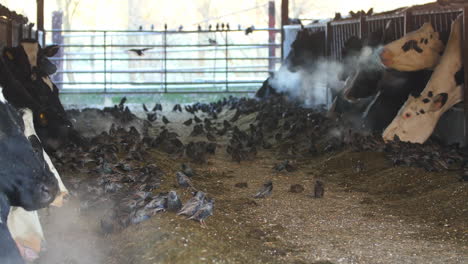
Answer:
56 86 468 239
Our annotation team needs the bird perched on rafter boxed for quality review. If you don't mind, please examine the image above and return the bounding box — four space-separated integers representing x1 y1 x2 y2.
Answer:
221 23 225 30
151 24 154 31
139 25 143 31
164 24 168 30
208 24 212 31
179 25 183 31
127 48 152 56
198 25 202 31
216 23 219 31
226 23 230 30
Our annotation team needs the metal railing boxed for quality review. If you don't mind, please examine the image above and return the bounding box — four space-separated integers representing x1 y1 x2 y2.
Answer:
46 28 281 94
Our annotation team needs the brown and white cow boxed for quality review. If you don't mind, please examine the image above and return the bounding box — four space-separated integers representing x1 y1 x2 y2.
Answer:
379 22 447 71
383 15 463 143
8 109 69 261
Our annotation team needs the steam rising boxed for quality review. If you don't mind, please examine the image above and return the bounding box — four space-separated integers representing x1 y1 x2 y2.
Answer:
269 44 384 109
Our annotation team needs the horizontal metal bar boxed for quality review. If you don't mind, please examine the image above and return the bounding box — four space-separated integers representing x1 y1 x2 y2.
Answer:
57 44 281 48
55 80 265 85
60 89 257 94
46 28 281 33
49 57 281 61
56 70 272 74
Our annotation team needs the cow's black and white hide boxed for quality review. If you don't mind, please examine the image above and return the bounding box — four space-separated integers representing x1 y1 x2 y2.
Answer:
2 40 77 151
0 194 24 264
383 15 464 143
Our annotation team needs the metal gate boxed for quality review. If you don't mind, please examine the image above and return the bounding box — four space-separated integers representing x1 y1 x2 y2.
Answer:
47 28 281 94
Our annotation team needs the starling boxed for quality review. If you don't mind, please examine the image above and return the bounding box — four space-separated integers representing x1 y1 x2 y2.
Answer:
176 171 192 188
178 25 183 31
209 24 212 31
162 116 170 125
206 132 216 142
151 24 154 30
245 26 254 35
208 38 218 45
118 97 127 111
145 195 167 212
189 198 214 228
226 23 230 30
216 23 219 31
173 104 182 112
181 163 195 177
139 25 143 31
314 180 324 198
164 24 168 30
221 23 225 30
177 191 206 216
142 103 157 122
183 118 193 126
198 25 202 31
194 115 202 123
167 191 182 212
254 181 273 198
127 48 153 56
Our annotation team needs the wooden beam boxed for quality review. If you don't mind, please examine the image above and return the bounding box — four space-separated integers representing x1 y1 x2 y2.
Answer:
463 7 468 145
37 0 44 31
281 0 288 60
404 10 413 34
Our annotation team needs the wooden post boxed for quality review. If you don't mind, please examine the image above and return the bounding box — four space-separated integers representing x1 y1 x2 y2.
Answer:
404 11 413 34
359 16 367 39
281 0 289 60
52 11 63 89
463 6 468 145
6 19 12 47
268 1 276 73
36 0 44 43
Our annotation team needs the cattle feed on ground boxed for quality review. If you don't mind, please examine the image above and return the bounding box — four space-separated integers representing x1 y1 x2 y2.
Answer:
383 15 464 143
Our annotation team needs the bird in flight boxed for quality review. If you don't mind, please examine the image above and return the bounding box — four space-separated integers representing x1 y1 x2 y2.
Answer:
127 48 153 56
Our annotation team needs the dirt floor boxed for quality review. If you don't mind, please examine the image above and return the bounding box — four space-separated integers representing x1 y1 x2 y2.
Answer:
37 107 467 264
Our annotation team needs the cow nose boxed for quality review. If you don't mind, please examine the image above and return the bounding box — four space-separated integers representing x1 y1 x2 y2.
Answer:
379 48 394 67
39 183 54 204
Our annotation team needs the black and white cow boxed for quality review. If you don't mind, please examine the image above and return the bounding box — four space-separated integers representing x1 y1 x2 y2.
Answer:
0 90 59 210
0 86 61 263
383 15 464 143
2 40 78 151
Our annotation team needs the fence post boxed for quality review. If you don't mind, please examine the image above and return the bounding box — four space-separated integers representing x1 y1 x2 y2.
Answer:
6 18 12 47
281 0 289 60
52 11 63 90
404 11 413 34
463 6 468 146
325 22 333 107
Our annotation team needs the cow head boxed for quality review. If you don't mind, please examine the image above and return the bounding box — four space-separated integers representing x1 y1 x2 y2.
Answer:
379 23 446 71
383 16 463 143
286 29 326 72
3 41 75 151
0 94 59 210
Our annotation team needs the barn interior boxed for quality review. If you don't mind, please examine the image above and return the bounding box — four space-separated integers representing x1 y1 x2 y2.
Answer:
0 0 467 263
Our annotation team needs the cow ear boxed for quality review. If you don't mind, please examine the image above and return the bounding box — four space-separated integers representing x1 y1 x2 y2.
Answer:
428 93 448 112
43 45 60 57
